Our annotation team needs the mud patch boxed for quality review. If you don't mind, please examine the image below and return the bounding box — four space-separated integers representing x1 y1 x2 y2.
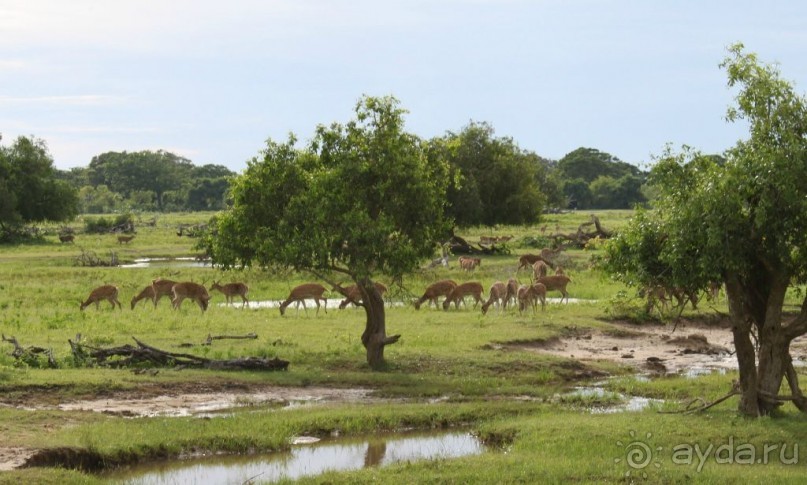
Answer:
0 448 36 471
502 318 766 376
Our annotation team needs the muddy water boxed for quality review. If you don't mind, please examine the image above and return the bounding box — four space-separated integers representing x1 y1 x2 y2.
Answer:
102 430 484 484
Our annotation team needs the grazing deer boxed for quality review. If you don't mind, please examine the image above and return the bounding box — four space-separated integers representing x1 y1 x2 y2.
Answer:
442 281 484 310
413 280 457 310
209 281 250 307
517 283 547 313
117 235 135 245
481 281 507 315
517 254 545 271
504 277 520 310
535 275 571 304
171 281 211 312
334 282 387 309
130 278 178 309
279 283 328 316
458 256 481 272
80 285 122 311
59 234 75 244
532 260 549 279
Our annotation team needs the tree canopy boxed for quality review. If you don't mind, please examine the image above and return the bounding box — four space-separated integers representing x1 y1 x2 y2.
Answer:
603 43 807 417
205 95 451 368
0 136 78 239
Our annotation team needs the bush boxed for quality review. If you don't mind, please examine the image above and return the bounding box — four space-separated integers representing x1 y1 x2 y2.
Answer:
83 214 134 234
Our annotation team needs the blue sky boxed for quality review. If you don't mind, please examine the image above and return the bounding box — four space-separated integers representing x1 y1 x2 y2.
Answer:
2 0 807 172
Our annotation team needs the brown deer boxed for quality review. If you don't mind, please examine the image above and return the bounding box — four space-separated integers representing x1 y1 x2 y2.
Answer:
117 235 135 245
209 281 250 307
130 278 178 309
536 275 571 303
517 283 547 313
279 283 328 316
80 285 122 311
481 281 507 315
413 279 457 310
59 234 75 243
334 282 388 309
458 256 481 272
442 281 484 310
503 277 520 310
517 254 548 271
532 260 549 279
171 282 211 312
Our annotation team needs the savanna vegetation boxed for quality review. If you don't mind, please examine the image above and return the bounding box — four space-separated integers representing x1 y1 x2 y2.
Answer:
3 44 807 484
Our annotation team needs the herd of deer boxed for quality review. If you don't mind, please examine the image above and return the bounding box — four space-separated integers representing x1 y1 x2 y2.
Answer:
59 234 136 244
79 248 571 316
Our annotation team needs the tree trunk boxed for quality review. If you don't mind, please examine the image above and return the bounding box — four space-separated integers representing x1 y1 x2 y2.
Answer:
359 280 400 370
725 271 801 416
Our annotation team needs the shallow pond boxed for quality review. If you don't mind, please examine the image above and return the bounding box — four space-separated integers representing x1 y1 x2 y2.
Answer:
119 257 212 269
102 429 484 484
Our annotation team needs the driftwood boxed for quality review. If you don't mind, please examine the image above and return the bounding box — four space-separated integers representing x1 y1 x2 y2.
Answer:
2 334 57 368
69 336 288 371
448 235 511 255
549 214 612 248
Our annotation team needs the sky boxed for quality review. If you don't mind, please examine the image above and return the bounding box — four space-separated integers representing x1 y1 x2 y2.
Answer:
2 0 807 172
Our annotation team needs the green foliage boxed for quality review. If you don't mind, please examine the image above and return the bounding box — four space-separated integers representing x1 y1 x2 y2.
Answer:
428 121 549 226
208 95 452 281
0 136 79 239
83 213 134 234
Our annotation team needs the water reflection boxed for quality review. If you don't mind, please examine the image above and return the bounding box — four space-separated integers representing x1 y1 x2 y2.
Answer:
119 257 212 269
105 430 483 484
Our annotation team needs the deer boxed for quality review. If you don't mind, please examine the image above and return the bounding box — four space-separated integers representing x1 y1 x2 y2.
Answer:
209 281 250 308
131 278 178 309
532 260 549 280
503 277 520 310
413 280 458 310
171 281 211 312
334 282 388 309
458 256 481 272
517 283 547 313
80 285 122 311
117 234 135 245
518 254 551 271
481 281 507 315
641 285 670 315
58 234 75 243
279 283 328 316
442 281 484 310
535 275 571 304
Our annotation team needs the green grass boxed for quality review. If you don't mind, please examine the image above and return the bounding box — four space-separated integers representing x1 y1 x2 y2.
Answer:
1 210 806 483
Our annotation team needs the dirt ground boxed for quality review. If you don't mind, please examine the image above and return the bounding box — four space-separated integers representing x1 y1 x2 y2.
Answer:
508 316 807 376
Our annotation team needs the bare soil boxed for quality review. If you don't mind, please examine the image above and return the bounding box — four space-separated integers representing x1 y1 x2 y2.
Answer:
507 316 807 376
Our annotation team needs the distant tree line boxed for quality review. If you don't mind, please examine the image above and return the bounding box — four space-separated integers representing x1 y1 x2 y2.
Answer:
1 117 655 240
55 150 235 213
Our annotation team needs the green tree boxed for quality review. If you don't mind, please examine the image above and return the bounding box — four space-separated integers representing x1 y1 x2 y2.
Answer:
205 96 451 368
0 136 78 238
88 150 192 211
562 178 592 209
430 121 546 226
557 147 641 183
603 44 807 417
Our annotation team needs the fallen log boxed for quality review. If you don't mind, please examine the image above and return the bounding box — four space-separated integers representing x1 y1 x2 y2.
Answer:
69 336 289 371
2 334 57 368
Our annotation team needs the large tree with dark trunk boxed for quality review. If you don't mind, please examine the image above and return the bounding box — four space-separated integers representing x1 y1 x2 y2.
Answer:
603 44 807 417
203 96 451 369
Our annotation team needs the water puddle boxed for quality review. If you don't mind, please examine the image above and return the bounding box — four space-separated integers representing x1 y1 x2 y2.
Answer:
119 257 212 269
102 429 484 484
558 386 663 414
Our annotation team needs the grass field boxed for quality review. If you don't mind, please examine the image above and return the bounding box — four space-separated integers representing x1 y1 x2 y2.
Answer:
2 210 807 484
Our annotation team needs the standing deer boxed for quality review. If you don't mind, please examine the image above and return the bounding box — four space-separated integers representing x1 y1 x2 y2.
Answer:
532 260 549 279
209 281 250 307
59 234 75 244
535 275 571 304
117 235 135 245
130 278 178 309
442 281 484 310
171 282 211 312
458 256 481 272
279 283 328 316
481 281 507 315
503 277 520 309
334 282 387 309
517 283 547 313
413 280 457 310
80 285 122 311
